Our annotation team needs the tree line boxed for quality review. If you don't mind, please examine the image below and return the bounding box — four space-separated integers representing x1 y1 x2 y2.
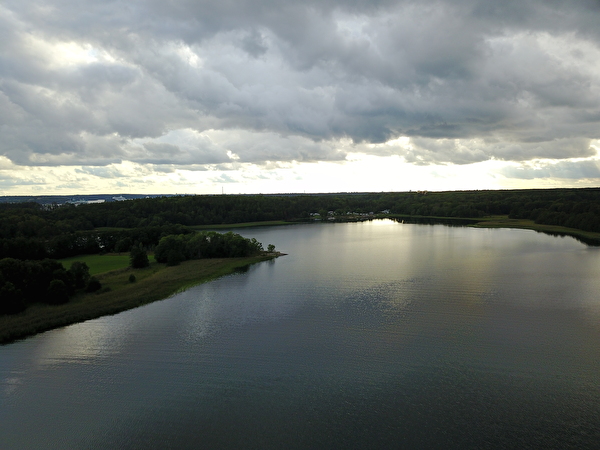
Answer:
2 188 600 262
154 231 265 266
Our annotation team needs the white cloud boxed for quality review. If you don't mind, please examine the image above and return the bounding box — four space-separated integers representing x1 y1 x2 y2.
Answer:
2 0 600 193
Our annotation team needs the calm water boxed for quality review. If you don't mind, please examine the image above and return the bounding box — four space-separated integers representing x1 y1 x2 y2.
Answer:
2 220 600 449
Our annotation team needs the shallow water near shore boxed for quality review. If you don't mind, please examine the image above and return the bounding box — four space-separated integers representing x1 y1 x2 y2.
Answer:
2 220 600 448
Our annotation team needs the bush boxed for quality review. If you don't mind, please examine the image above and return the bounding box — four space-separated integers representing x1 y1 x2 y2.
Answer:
166 249 184 266
69 261 90 289
130 244 149 268
128 274 136 283
154 235 185 263
0 282 26 315
46 279 69 305
85 277 102 292
114 237 133 253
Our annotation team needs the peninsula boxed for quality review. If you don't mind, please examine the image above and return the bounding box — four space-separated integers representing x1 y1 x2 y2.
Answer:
0 253 280 344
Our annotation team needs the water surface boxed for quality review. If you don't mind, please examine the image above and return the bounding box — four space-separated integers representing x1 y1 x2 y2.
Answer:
2 221 600 448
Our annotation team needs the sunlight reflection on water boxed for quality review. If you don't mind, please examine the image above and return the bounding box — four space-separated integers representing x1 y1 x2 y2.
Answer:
2 221 600 448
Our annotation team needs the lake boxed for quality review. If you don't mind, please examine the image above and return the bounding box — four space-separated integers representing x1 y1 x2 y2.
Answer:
2 220 600 449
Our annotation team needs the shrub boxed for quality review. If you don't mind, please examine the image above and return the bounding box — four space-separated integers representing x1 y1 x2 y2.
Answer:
85 277 102 292
130 244 149 268
0 282 26 315
69 261 90 289
46 279 69 305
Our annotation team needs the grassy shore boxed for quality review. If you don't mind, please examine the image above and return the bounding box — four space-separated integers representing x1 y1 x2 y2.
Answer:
190 220 293 229
0 255 276 345
470 215 600 245
198 214 600 245
382 213 600 245
191 215 600 246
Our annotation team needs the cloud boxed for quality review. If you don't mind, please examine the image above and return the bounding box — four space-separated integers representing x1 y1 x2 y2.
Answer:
75 166 129 178
500 159 600 180
357 136 596 165
241 30 268 57
1 0 600 173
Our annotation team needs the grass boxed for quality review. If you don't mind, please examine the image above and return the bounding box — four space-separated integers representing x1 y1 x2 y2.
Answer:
382 213 600 245
190 220 293 230
470 215 600 245
59 253 131 275
0 255 276 345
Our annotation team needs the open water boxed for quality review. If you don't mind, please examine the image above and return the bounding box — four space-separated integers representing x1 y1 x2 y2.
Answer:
2 220 600 448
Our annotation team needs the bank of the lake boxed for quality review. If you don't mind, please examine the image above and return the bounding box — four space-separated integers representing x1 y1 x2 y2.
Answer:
469 215 600 245
342 213 600 246
191 220 295 229
195 213 600 246
0 255 278 345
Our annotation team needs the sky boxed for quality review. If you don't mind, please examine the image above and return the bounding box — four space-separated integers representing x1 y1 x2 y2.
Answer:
2 0 600 195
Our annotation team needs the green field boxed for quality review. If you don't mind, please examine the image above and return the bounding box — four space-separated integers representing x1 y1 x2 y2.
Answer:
59 253 131 275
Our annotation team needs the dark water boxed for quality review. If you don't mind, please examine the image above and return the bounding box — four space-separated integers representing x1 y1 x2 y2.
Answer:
2 221 600 449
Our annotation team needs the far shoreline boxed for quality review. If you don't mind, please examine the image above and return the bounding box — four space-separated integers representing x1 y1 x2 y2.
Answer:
222 214 600 246
327 214 600 246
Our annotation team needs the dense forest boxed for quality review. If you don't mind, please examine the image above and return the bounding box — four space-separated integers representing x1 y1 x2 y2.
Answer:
2 188 600 261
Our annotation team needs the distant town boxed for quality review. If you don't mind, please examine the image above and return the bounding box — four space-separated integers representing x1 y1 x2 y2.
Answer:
0 194 174 205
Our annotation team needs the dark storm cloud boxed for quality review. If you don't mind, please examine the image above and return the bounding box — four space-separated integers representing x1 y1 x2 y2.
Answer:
1 0 600 167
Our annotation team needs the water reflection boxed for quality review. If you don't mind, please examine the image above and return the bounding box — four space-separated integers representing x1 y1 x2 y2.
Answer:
179 266 305 345
2 220 600 449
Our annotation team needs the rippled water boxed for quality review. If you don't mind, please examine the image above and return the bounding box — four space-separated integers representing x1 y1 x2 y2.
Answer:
2 221 600 448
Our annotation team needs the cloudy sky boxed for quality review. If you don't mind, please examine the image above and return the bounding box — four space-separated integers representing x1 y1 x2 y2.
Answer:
2 0 600 195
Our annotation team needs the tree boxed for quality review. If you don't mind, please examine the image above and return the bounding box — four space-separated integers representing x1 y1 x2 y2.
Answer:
85 277 102 292
0 282 25 315
166 249 184 266
130 244 149 268
114 237 133 253
68 261 90 289
267 244 276 253
154 235 185 264
46 279 69 305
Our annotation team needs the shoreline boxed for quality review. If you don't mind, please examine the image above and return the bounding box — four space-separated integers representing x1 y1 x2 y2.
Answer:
337 214 600 246
0 254 279 345
467 216 600 246
2 214 597 345
192 214 600 245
